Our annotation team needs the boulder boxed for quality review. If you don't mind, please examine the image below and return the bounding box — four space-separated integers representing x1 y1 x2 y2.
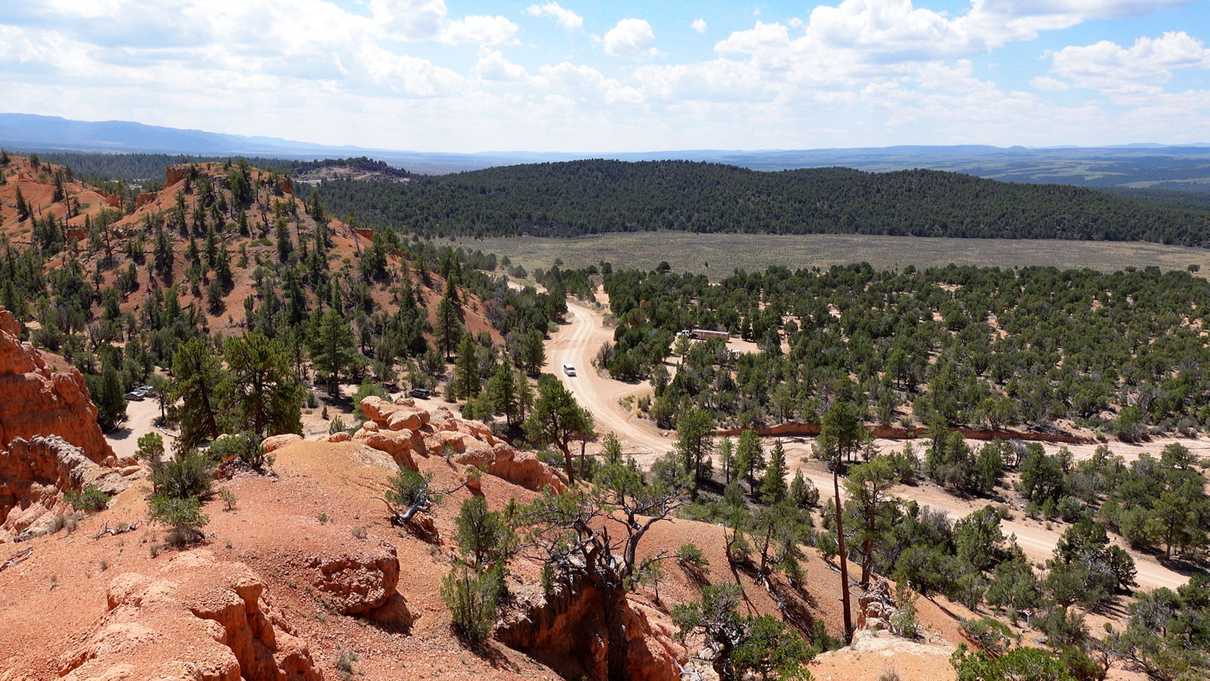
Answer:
326 431 350 443
359 396 430 431
357 431 417 470
308 540 402 616
1 435 135 536
260 433 302 453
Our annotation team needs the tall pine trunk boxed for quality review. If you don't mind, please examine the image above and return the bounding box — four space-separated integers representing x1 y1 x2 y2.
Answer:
833 467 853 643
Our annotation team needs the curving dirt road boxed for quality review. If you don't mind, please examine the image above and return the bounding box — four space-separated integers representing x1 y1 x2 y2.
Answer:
544 297 673 458
545 292 1191 591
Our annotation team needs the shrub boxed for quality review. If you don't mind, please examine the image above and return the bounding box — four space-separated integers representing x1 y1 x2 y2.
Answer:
950 645 1075 681
385 468 432 512
453 496 517 573
152 449 214 500
329 414 347 434
441 566 502 644
220 488 237 511
149 495 208 545
676 543 710 571
136 432 165 471
66 484 110 513
960 617 1017 656
209 432 271 472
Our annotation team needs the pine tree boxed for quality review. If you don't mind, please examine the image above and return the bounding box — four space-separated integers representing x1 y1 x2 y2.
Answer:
223 332 304 436
484 360 517 424
717 436 735 485
14 186 29 221
735 429 765 493
308 310 357 397
760 439 788 504
453 335 481 401
435 289 463 361
171 338 226 449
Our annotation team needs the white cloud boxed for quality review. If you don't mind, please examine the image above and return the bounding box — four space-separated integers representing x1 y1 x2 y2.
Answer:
439 15 519 46
0 0 1205 151
1044 31 1210 95
691 18 708 34
1031 75 1070 91
369 0 449 41
526 2 583 30
535 62 644 104
603 18 656 57
476 48 527 81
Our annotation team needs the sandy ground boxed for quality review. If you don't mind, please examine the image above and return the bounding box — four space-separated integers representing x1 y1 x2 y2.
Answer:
544 290 1195 592
105 397 174 461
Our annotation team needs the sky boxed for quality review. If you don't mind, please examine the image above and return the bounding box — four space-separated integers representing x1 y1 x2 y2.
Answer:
1 0 1209 152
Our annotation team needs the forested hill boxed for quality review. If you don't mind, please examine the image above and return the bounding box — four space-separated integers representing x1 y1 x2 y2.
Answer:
308 159 1210 246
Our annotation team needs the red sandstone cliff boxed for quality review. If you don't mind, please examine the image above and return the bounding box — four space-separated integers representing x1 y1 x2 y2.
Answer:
0 309 114 463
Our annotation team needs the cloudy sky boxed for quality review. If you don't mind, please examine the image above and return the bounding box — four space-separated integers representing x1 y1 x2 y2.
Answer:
2 1 1209 152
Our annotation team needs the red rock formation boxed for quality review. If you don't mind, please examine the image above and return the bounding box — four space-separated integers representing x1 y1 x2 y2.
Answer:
165 164 190 187
1 435 132 536
0 308 114 462
59 550 321 681
354 396 564 493
307 540 401 616
497 583 682 681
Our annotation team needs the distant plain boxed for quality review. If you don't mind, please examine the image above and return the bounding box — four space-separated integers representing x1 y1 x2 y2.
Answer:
449 233 1210 278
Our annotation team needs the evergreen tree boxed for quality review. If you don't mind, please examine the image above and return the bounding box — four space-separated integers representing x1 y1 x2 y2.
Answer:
717 436 735 485
676 406 714 499
223 332 303 436
171 338 226 449
15 186 29 222
92 360 127 432
308 309 357 397
735 429 765 492
452 334 481 401
524 376 593 483
484 360 518 425
760 439 788 504
435 288 463 361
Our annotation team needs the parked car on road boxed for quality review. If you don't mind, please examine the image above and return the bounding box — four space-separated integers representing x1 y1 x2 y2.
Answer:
562 363 577 377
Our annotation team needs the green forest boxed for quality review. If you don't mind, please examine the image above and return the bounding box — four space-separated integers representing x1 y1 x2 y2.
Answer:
309 160 1210 246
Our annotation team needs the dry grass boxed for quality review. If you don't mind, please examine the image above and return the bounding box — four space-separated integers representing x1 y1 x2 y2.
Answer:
447 233 1210 279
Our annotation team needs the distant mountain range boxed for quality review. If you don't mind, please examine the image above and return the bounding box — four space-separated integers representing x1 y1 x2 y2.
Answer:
4 112 1210 190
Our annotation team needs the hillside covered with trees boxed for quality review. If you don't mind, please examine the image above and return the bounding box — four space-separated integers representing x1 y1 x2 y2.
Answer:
309 160 1210 246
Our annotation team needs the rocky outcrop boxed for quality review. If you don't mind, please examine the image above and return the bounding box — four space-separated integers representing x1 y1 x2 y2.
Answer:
0 309 128 538
857 579 896 632
353 397 564 493
1 435 134 537
307 540 401 616
0 308 114 462
497 583 682 681
59 550 322 681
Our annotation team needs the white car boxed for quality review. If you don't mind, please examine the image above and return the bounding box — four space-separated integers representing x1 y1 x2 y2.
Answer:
562 363 577 377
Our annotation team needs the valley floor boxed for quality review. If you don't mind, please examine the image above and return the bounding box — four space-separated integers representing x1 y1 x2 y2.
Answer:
450 233 1210 278
546 294 1200 592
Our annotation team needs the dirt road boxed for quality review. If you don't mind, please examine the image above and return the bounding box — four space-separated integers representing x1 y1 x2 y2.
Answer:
783 452 1188 591
105 397 172 461
544 298 673 458
545 293 1191 591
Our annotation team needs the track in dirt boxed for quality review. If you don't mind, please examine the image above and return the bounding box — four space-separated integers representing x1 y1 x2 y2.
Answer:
543 293 1192 591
